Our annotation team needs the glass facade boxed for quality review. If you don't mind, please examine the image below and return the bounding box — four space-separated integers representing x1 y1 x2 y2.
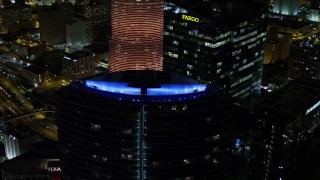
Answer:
163 1 267 106
57 71 238 179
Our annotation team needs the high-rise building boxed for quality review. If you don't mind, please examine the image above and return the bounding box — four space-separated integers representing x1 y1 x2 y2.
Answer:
1 141 60 180
163 0 268 106
39 7 66 45
57 71 239 179
272 0 300 16
288 36 320 80
66 19 86 45
248 78 320 180
109 0 163 72
83 2 110 44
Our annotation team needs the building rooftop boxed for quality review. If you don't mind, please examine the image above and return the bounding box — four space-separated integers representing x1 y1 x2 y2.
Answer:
85 71 214 96
291 32 320 53
71 71 220 101
255 77 320 118
166 0 267 23
64 50 92 60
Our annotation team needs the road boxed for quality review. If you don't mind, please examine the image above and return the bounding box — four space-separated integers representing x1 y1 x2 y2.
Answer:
0 75 58 141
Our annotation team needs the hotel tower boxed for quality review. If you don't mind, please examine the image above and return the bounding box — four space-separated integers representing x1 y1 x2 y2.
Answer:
109 0 164 72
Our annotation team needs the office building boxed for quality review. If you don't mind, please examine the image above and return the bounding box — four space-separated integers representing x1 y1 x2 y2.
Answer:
109 0 163 72
268 20 311 41
248 78 320 180
83 2 110 44
272 0 300 16
309 0 320 9
66 19 86 45
62 50 95 81
0 5 35 34
57 71 239 179
288 35 320 80
39 7 66 45
163 0 267 105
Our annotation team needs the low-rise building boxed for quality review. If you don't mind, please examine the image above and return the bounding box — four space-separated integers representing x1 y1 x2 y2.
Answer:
62 50 95 81
10 38 45 60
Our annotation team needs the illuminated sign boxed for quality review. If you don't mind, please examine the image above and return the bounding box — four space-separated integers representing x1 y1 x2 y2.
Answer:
48 167 61 172
306 100 320 115
182 14 199 22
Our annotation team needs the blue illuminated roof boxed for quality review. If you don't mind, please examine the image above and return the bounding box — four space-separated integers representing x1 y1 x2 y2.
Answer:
86 81 141 95
86 80 206 96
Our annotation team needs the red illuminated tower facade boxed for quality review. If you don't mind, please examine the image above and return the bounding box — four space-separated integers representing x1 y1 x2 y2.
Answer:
109 0 164 72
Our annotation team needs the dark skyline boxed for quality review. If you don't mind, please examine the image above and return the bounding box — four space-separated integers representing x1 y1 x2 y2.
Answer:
0 0 320 180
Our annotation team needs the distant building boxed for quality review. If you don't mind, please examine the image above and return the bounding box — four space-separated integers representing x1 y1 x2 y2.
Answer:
264 31 292 63
1 141 60 180
42 49 64 77
269 20 312 39
288 38 320 80
83 43 108 63
83 2 110 44
109 0 163 72
39 7 66 45
263 20 312 65
310 0 320 9
307 9 320 22
62 50 95 81
10 38 45 60
272 0 300 16
0 5 35 34
264 39 281 64
30 0 55 6
57 3 75 24
66 19 86 45
20 65 47 88
249 78 320 179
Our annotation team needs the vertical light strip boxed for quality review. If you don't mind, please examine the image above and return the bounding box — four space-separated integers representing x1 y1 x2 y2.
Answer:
139 105 146 180
136 111 141 179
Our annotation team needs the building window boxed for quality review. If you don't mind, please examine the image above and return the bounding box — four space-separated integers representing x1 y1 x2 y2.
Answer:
167 25 173 30
212 134 220 141
183 159 191 164
90 123 100 130
172 40 179 45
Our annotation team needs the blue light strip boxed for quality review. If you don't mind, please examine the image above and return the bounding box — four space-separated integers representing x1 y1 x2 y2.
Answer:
85 80 206 96
86 81 141 95
147 84 206 96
